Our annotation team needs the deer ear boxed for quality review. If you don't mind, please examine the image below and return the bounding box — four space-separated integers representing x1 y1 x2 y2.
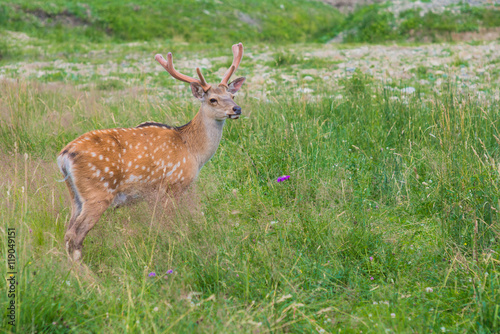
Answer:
190 82 206 100
227 77 246 94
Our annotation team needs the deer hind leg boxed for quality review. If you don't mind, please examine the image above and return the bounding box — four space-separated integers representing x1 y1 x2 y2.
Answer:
58 153 84 254
58 152 112 261
65 198 111 261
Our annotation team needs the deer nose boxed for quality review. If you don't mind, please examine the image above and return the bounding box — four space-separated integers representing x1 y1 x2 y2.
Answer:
233 106 241 115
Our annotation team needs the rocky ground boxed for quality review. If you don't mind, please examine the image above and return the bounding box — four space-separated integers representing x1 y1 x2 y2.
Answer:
322 0 500 13
1 37 499 105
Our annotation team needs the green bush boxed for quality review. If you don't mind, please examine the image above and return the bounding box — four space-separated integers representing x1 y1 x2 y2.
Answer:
342 4 398 43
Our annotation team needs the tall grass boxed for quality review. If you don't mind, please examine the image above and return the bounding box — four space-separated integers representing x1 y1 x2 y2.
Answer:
0 71 499 332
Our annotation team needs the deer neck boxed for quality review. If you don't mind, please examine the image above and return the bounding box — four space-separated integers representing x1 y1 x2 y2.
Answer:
178 107 225 170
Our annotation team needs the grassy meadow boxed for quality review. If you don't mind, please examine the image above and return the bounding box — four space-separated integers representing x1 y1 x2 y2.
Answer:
1 1 500 333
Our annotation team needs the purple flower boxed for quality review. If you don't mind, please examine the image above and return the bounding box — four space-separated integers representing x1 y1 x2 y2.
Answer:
370 277 374 280
29 228 33 234
166 269 173 274
277 175 291 182
148 272 156 277
369 257 373 261
236 274 239 277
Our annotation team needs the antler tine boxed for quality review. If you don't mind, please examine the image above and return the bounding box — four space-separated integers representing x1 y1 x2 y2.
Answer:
154 53 211 91
219 42 244 87
196 68 209 88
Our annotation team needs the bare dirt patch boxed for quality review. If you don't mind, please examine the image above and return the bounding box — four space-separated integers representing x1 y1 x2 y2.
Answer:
24 7 90 27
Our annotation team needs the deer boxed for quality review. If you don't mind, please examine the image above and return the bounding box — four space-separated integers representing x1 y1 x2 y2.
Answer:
57 43 246 261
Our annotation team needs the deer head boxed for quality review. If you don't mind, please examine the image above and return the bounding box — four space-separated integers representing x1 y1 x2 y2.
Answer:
154 43 246 121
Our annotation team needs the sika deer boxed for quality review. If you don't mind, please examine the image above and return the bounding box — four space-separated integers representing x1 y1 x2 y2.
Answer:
58 43 245 261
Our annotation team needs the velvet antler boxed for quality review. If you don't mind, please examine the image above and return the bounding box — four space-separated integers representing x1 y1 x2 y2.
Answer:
219 43 244 88
155 52 211 91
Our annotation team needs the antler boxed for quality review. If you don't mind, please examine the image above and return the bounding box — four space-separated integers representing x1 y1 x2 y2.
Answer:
155 52 211 91
219 43 244 88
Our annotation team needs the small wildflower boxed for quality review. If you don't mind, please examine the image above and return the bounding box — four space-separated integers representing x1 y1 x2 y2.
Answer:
52 322 57 325
65 280 71 286
148 272 156 277
425 287 433 293
166 269 173 274
391 313 396 318
236 274 239 277
29 228 33 233
277 175 290 182
369 256 373 261
441 327 446 332
153 307 159 312
270 221 277 225
370 277 374 280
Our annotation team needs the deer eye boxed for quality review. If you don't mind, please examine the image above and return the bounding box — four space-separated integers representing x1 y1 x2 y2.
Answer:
209 98 217 104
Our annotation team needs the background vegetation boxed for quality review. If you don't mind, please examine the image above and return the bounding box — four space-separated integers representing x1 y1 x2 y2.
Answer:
2 0 500 49
1 0 499 333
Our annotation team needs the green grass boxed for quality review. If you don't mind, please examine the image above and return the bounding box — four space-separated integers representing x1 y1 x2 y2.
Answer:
0 0 343 45
343 3 500 44
4 0 500 51
1 46 499 332
1 2 500 331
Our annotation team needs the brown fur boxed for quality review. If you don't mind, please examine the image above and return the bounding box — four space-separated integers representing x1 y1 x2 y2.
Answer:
58 78 246 261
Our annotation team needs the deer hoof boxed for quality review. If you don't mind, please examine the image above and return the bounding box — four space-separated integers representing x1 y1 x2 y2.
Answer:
72 250 82 261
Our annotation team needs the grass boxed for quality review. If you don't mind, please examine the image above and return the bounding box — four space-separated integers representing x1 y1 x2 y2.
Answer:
0 0 343 45
0 43 499 332
4 0 500 52
0 1 500 332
